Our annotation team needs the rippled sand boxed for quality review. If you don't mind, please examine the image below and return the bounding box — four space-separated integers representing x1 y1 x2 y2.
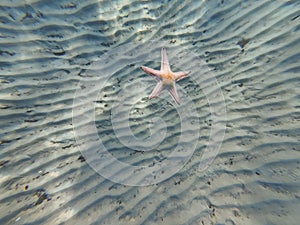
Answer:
0 0 300 224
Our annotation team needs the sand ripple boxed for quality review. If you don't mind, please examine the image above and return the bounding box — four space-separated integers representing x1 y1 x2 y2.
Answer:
0 0 300 224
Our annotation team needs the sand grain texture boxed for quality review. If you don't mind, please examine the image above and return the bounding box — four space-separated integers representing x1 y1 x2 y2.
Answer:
0 0 300 225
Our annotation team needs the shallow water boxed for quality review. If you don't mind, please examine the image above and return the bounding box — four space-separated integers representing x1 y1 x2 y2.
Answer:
0 0 300 224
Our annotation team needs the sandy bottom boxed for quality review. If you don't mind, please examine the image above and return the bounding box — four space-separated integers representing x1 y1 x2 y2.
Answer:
0 0 300 224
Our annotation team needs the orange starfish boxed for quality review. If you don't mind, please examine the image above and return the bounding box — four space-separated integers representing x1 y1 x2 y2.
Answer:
140 47 190 104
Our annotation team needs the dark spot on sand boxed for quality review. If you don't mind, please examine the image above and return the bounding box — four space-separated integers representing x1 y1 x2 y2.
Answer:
60 2 77 9
53 49 66 56
34 189 51 205
0 50 15 56
24 118 39 122
0 160 10 166
237 38 250 49
78 155 85 162
0 140 12 145
291 14 300 21
62 144 73 149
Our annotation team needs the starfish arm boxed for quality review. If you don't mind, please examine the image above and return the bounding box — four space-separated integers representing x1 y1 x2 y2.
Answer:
140 66 161 78
174 71 190 81
160 47 171 72
168 84 180 104
149 81 163 99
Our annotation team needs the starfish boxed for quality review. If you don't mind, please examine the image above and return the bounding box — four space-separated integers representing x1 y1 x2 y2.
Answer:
140 47 190 104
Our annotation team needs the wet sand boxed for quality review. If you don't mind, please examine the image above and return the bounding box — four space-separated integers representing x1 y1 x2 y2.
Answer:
0 0 300 224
